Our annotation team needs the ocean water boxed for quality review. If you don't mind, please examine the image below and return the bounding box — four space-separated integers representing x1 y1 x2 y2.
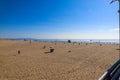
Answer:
70 39 119 43
13 38 119 44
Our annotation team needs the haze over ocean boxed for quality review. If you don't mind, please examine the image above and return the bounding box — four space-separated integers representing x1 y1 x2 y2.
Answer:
0 0 119 39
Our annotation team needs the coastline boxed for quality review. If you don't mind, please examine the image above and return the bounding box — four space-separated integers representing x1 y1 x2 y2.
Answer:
0 40 119 80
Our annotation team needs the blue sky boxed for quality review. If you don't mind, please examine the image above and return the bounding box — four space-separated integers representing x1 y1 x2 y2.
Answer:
0 0 119 39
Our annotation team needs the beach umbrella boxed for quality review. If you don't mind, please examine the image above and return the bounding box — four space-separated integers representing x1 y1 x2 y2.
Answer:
110 0 120 59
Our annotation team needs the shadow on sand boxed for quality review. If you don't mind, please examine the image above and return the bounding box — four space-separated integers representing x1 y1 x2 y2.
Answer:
116 49 120 50
44 52 51 54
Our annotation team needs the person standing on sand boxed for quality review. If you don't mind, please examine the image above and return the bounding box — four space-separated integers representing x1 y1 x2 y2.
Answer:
29 40 31 44
43 45 46 49
18 50 20 55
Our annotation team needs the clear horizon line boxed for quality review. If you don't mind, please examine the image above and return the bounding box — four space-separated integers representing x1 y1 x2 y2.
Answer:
0 37 119 40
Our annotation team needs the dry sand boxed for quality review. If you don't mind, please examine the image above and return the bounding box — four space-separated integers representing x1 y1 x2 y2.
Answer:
0 40 119 80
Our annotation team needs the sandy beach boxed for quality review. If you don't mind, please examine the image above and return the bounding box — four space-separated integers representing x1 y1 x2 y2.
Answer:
0 40 119 80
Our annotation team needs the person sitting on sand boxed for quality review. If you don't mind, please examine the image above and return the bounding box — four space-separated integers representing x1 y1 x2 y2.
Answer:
50 47 54 53
43 45 46 49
